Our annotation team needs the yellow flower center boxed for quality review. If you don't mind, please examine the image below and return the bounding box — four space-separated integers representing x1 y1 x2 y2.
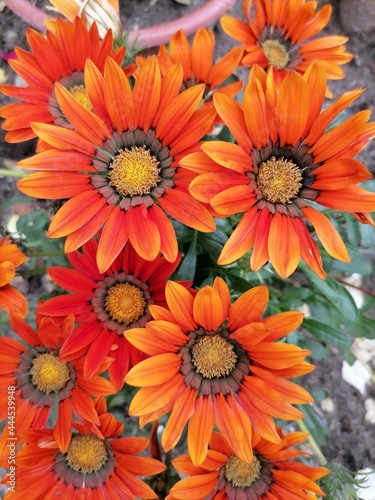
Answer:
261 40 290 70
69 85 93 111
191 334 238 379
108 146 161 197
66 435 108 474
104 283 146 324
30 353 70 393
257 156 302 204
225 455 261 488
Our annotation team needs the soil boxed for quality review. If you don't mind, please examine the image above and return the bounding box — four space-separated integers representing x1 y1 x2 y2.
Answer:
0 0 375 483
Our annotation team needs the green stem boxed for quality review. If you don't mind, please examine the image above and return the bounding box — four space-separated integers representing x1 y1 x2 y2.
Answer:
297 419 327 466
0 169 28 178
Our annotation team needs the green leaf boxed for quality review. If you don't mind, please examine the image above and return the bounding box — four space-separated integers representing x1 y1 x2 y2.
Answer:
198 230 227 261
298 337 328 360
174 235 197 281
303 318 353 345
301 263 359 323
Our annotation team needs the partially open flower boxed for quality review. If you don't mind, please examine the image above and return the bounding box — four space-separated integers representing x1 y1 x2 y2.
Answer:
167 429 329 499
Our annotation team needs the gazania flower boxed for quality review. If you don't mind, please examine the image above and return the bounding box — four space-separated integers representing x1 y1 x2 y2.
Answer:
17 56 216 272
0 313 115 454
125 278 313 467
38 238 189 391
0 17 125 143
1 398 165 499
221 0 352 94
138 28 243 105
185 63 375 279
0 237 28 318
167 430 329 499
47 0 122 43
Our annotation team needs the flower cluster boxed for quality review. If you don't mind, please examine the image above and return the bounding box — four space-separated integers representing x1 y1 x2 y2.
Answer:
1 0 374 498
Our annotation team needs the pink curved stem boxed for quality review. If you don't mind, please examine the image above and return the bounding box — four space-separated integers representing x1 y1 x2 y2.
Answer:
128 0 237 48
4 0 237 48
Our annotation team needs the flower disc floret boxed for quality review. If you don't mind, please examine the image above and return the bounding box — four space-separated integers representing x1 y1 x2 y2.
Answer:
30 353 70 393
66 435 108 474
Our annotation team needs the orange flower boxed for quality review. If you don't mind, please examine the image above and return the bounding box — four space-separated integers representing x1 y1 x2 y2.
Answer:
0 313 115 454
125 278 313 467
0 237 27 318
185 63 375 279
221 0 352 94
139 28 243 104
1 398 165 499
167 430 329 499
0 17 125 143
17 56 216 272
37 238 190 391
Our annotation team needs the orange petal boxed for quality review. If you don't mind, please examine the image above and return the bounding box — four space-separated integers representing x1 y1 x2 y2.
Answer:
158 189 215 233
128 374 184 416
217 206 259 265
97 206 128 273
263 311 304 342
31 122 95 155
0 285 28 318
201 141 253 174
212 277 231 317
268 213 301 278
214 392 253 463
168 472 219 500
302 206 350 262
193 286 225 331
133 56 161 131
148 203 178 263
162 386 197 451
210 184 255 216
54 82 110 144
228 285 269 331
316 185 375 212
103 57 134 132
45 190 106 238
244 75 269 149
166 281 197 331
64 203 114 253
16 171 91 199
276 72 309 147
125 353 181 387
54 399 72 453
127 205 161 261
213 92 252 154
188 395 215 467
156 84 205 145
311 159 372 190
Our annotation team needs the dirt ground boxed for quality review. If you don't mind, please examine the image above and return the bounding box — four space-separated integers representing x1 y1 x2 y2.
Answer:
0 0 375 479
